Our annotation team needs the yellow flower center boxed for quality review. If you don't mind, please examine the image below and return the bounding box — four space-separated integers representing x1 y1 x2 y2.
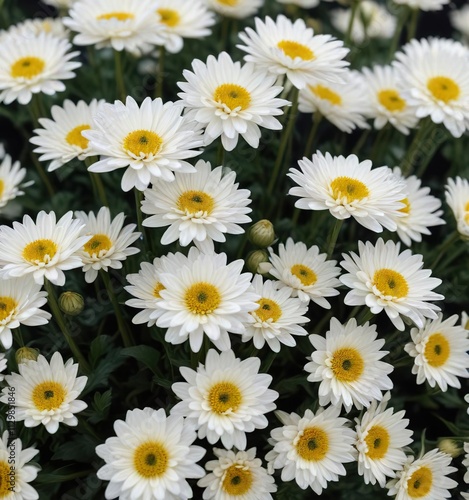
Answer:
0 461 11 497
0 180 4 198
465 319 469 330
378 89 406 112
11 56 45 79
254 298 282 322
310 84 342 106
407 466 432 498
424 332 450 367
208 382 242 414
83 233 113 256
399 198 411 214
157 8 180 27
66 124 91 150
427 76 460 103
277 40 314 60
296 427 329 461
177 190 215 215
0 296 18 322
133 441 168 478
214 84 251 111
32 381 66 411
22 239 58 265
222 464 253 495
373 269 409 299
184 282 221 315
330 347 364 382
97 12 135 21
217 0 238 5
365 425 390 460
123 130 163 158
330 176 370 203
153 282 165 299
291 264 317 286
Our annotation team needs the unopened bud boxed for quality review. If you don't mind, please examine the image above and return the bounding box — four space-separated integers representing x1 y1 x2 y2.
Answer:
246 250 270 275
437 439 462 458
248 220 276 248
15 347 40 365
58 291 85 316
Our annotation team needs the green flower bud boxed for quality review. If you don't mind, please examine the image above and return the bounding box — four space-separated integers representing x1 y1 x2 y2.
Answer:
15 347 40 365
248 220 276 248
58 291 85 316
246 250 271 275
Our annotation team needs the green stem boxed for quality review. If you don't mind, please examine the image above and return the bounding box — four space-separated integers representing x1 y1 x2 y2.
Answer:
220 17 230 52
217 140 225 166
134 188 146 241
370 125 391 162
85 157 108 207
326 219 344 259
155 46 165 99
357 307 374 325
291 208 301 227
400 119 434 176
345 0 359 46
351 129 371 156
304 112 322 158
30 151 55 198
44 281 90 374
430 232 459 270
114 50 126 101
100 271 134 348
407 8 419 41
388 7 410 60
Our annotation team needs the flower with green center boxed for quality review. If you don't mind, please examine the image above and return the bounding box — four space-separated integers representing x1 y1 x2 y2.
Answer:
96 407 206 500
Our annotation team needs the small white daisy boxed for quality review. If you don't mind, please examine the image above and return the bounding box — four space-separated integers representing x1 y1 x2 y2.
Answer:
0 430 40 500
2 17 69 41
340 238 444 331
288 151 406 233
155 248 259 352
305 317 393 412
30 99 104 172
141 159 252 253
451 5 469 39
172 349 278 450
0 352 88 434
0 353 6 382
75 206 140 283
265 405 356 494
242 274 309 352
237 15 349 90
355 393 413 487
0 32 80 105
64 0 165 55
85 96 203 192
198 447 277 499
445 176 469 238
177 52 289 151
405 314 469 391
0 154 31 214
266 238 341 307
203 0 264 19
277 0 319 7
361 65 419 135
392 167 445 246
393 38 469 138
96 407 205 500
0 276 51 349
386 449 457 499
394 0 449 11
156 0 215 54
0 211 90 286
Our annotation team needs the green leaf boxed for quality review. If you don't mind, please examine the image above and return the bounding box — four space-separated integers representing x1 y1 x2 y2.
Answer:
52 434 99 463
89 389 112 424
120 345 161 376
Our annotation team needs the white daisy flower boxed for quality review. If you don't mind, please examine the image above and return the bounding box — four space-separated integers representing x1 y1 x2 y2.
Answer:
404 314 469 391
0 211 90 286
340 238 444 331
0 32 80 105
330 1 396 44
392 167 445 246
63 0 165 55
445 176 469 238
125 252 190 327
394 0 449 11
288 151 406 233
203 0 264 19
30 99 104 172
172 349 278 450
0 353 7 382
355 393 413 487
141 159 252 253
42 0 75 8
84 96 203 192
96 407 205 500
155 248 259 352
0 430 40 500
393 38 469 138
277 0 319 7
451 5 469 39
242 274 309 352
305 318 393 412
0 154 31 214
156 0 215 54
386 449 457 499
361 65 419 135
177 52 289 151
75 206 140 283
2 17 69 41
0 352 88 434
265 405 356 494
198 447 277 499
266 238 341 307
299 70 370 133
0 276 51 349
237 15 349 90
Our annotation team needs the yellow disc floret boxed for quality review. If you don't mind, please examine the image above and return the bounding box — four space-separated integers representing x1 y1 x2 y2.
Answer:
378 89 406 112
11 57 45 79
208 382 242 414
296 427 329 461
123 130 163 158
277 40 314 60
365 425 390 460
373 269 409 299
424 333 450 367
330 177 370 203
185 282 221 315
310 84 342 106
407 466 432 498
66 124 91 150
133 441 169 478
222 464 253 495
22 239 58 265
177 190 215 215
214 84 251 111
83 233 112 256
427 76 460 103
0 296 18 322
254 298 282 322
32 381 66 411
330 347 364 382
